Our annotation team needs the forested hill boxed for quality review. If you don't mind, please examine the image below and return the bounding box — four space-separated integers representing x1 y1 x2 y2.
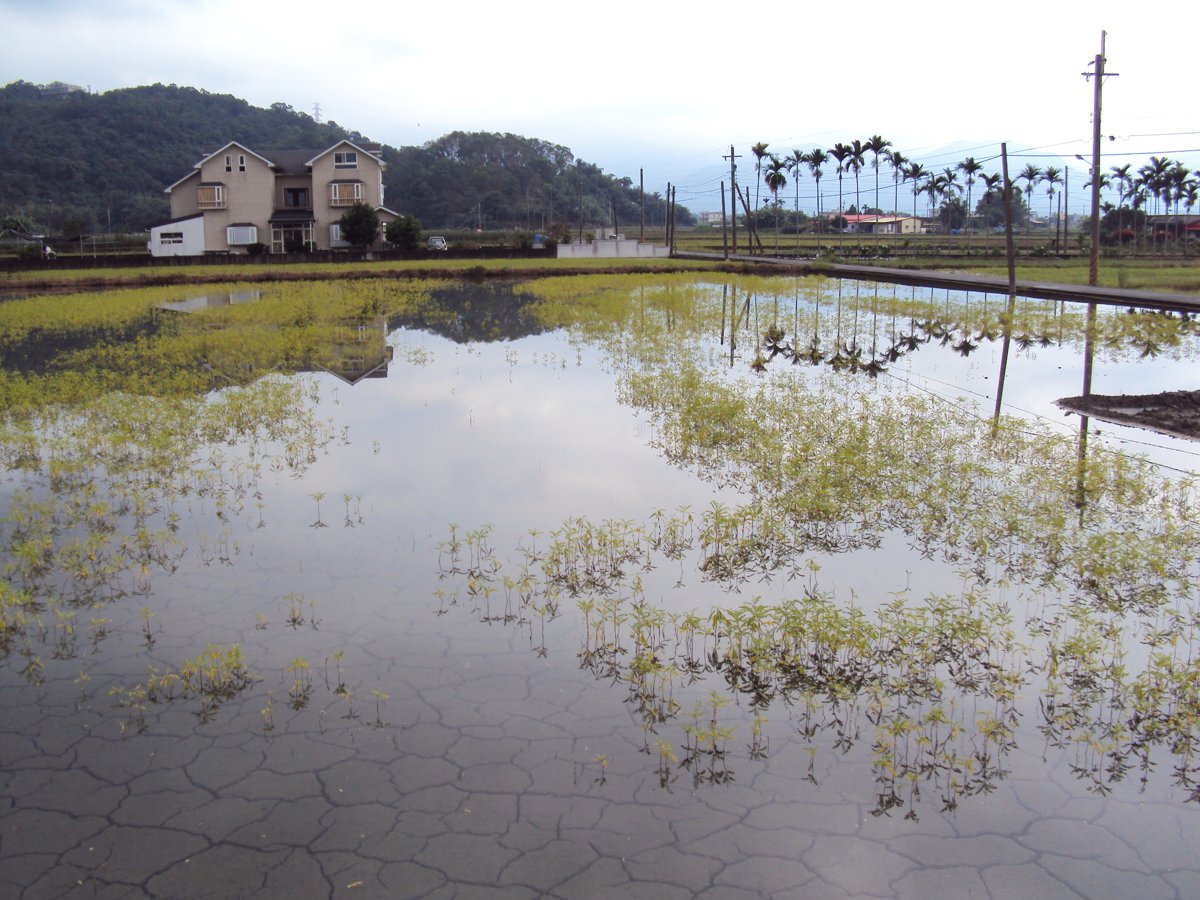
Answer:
0 81 690 235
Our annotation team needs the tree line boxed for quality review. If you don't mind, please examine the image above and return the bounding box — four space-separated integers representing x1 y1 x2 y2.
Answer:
0 81 690 237
744 137 1199 248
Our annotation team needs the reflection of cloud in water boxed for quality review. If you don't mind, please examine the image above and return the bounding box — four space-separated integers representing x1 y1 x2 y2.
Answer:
285 329 732 550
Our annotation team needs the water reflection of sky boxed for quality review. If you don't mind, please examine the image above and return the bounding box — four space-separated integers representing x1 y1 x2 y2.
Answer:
5 275 1200 898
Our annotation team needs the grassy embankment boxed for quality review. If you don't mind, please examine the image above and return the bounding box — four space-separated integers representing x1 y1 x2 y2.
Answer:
4 226 1199 294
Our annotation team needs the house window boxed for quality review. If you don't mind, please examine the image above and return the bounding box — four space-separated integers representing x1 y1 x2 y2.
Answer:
227 225 258 245
224 155 232 173
238 154 246 172
197 185 225 209
284 187 310 208
334 151 357 169
159 232 183 245
329 182 363 206
330 223 357 248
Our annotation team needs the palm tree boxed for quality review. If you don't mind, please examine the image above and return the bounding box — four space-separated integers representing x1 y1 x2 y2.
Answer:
849 139 867 217
1183 178 1199 251
750 142 770 215
829 142 854 237
905 162 928 223
764 155 788 254
806 148 828 233
979 173 1002 243
956 157 983 235
1042 166 1063 247
1110 163 1133 251
1168 162 1191 253
938 168 959 233
866 135 892 216
924 173 947 222
788 149 807 251
887 150 909 216
1018 165 1041 233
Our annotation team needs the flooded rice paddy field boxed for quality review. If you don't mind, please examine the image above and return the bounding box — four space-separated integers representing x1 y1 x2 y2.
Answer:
2 273 1200 898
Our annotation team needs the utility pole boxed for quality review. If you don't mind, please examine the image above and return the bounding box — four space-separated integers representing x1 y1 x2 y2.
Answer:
1083 31 1117 286
639 169 645 243
724 145 740 254
313 103 322 124
720 181 729 259
1062 166 1069 249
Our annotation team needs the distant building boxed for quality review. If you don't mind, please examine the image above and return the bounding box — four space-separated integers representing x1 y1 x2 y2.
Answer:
148 140 397 256
834 213 922 235
39 81 86 96
1146 214 1200 238
699 211 724 226
557 228 671 259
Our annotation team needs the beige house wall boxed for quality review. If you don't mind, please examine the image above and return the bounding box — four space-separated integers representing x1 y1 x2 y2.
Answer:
195 147 275 251
310 142 385 250
157 140 389 255
169 172 201 219
274 174 313 210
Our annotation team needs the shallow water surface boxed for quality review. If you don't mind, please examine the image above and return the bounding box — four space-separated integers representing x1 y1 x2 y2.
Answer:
2 274 1199 898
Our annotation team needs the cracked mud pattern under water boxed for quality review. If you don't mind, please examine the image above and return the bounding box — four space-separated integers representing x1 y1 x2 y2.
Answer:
4 280 1200 898
6 613 1200 900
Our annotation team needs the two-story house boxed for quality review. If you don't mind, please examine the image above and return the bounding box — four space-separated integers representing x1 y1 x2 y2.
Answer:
149 139 396 256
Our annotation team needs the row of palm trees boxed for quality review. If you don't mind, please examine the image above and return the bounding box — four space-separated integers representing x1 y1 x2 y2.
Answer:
746 138 1199 246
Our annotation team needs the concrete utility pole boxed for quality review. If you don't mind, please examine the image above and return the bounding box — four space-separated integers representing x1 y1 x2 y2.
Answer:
1083 31 1117 286
724 146 740 253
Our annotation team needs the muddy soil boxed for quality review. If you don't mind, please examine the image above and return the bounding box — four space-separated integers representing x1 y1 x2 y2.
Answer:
1057 389 1200 441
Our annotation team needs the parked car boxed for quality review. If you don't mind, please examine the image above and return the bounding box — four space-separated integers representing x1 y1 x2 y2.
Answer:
427 236 448 251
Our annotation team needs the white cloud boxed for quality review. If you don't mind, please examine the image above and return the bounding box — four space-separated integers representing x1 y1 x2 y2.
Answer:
2 0 1194 212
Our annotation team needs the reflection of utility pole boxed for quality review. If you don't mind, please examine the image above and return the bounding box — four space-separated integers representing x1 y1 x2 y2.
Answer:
724 145 740 254
1083 31 1117 286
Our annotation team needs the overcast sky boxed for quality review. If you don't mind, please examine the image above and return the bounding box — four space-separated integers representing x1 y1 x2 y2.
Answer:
3 0 1195 213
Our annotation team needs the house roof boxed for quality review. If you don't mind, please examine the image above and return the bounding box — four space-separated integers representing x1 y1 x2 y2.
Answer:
268 209 317 224
267 149 315 175
838 213 914 223
164 139 385 194
200 141 277 169
148 213 204 229
305 139 385 168
164 142 277 192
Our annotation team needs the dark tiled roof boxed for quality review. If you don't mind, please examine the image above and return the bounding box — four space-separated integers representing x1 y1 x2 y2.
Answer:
268 149 315 175
268 209 317 223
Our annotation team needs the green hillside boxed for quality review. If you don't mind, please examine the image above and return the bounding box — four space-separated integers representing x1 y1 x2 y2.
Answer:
0 81 689 236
